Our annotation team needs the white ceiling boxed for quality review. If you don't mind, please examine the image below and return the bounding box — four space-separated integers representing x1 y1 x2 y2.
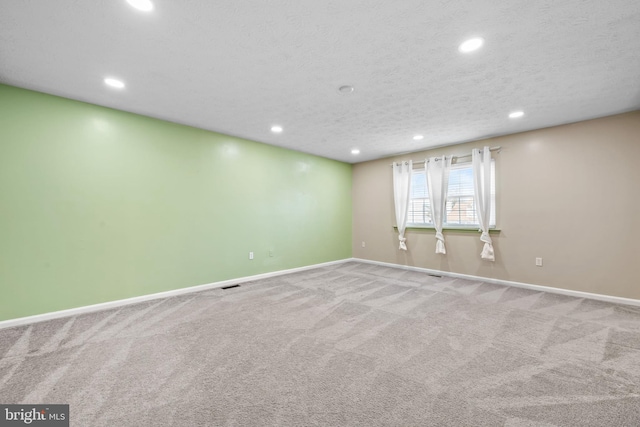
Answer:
1 0 639 163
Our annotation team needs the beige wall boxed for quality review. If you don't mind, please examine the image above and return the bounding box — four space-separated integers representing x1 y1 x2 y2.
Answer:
352 111 640 300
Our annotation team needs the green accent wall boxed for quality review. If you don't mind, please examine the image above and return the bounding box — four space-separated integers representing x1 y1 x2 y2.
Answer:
0 84 352 322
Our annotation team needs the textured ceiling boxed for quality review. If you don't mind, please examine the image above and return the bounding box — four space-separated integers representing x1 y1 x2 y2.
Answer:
1 0 639 163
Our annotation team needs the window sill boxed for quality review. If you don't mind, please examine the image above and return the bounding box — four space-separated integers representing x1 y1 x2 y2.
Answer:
394 226 501 233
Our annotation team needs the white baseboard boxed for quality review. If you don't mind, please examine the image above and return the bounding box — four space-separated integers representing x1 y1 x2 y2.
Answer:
0 258 352 330
352 257 640 308
4 256 637 330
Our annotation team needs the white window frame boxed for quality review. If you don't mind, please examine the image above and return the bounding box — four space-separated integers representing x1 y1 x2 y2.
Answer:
407 160 496 229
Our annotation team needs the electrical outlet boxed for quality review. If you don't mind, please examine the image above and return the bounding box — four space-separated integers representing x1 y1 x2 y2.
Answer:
361 241 366 248
535 257 543 267
269 249 274 257
249 252 254 260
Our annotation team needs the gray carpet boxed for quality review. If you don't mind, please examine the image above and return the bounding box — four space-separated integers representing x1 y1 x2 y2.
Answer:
1 261 640 426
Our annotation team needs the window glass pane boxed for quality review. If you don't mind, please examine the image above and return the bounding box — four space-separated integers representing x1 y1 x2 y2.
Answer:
448 165 474 198
408 170 431 224
411 170 427 198
406 160 496 228
446 196 477 225
409 198 431 224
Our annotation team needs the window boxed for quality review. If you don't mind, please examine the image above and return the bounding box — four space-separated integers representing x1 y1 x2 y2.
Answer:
407 160 496 228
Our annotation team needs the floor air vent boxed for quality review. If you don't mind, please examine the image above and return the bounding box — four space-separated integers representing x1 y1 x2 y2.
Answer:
427 274 442 278
221 284 240 290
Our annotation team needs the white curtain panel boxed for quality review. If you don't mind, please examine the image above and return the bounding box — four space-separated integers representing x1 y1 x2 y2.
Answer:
392 160 412 250
472 146 495 261
426 155 452 254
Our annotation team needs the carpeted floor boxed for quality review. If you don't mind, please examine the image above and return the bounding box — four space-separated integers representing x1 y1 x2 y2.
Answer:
1 261 640 426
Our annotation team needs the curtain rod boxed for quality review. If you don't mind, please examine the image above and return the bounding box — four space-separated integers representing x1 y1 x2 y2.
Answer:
390 146 501 166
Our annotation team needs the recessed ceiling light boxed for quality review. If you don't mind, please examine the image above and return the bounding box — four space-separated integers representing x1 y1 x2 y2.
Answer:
338 85 354 94
271 125 283 133
351 149 360 155
104 78 125 89
126 0 154 11
413 135 424 141
509 111 525 119
458 37 484 53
